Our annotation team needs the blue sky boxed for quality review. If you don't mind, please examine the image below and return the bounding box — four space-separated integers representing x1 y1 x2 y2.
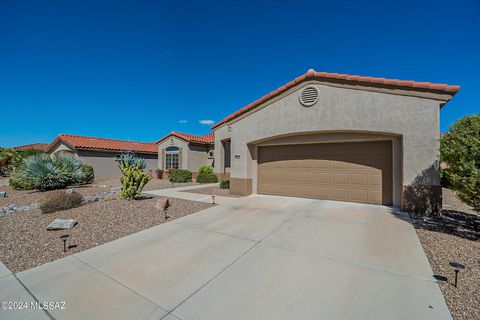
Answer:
1 0 478 147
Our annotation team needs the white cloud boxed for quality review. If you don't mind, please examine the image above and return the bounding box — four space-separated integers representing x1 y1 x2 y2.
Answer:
178 120 188 124
198 119 215 125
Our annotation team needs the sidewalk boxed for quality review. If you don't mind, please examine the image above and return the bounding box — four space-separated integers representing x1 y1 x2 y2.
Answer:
0 260 51 319
144 183 240 205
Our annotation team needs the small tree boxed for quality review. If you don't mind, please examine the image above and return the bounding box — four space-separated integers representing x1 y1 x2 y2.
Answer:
440 115 480 211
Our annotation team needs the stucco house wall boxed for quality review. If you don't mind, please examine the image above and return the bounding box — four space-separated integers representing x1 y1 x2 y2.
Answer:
157 135 214 175
77 150 157 178
49 141 158 178
157 137 189 170
214 79 449 212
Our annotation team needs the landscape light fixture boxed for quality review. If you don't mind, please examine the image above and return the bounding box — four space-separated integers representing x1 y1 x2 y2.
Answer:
212 195 215 204
449 262 465 287
60 235 70 253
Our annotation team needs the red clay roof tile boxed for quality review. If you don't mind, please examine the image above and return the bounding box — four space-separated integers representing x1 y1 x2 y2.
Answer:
12 143 49 152
47 134 157 154
156 132 214 145
211 69 460 129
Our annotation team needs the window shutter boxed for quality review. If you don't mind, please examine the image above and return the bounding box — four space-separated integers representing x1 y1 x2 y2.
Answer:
178 148 183 169
161 148 166 169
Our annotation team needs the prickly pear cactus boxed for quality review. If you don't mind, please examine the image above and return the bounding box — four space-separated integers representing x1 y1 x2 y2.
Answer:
119 160 152 200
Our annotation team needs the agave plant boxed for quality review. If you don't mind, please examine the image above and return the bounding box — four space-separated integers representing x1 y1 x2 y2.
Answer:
115 152 146 170
9 154 94 191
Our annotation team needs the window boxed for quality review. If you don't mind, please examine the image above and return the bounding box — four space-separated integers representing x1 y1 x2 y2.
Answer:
165 146 179 169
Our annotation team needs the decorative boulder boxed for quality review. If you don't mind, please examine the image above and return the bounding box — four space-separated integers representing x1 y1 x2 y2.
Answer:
46 218 78 230
155 198 170 211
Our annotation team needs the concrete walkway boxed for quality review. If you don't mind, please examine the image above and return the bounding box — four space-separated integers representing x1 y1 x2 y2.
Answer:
1 193 451 320
144 183 239 205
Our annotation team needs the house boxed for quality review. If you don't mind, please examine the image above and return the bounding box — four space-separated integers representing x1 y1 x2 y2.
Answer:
46 134 158 178
156 132 216 179
12 143 49 152
210 69 459 213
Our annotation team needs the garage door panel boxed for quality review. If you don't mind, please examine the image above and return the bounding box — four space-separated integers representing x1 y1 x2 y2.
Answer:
332 173 348 184
258 141 393 205
350 189 369 202
332 188 348 200
351 173 368 185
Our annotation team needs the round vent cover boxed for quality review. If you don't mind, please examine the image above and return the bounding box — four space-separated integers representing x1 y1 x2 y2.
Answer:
299 85 319 107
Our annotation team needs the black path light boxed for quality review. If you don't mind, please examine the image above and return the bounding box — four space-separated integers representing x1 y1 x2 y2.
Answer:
60 235 70 253
212 195 215 204
449 262 465 287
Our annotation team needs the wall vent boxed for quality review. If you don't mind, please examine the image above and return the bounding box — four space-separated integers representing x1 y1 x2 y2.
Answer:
299 85 319 107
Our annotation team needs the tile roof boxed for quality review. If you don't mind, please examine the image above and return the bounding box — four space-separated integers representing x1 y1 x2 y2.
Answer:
212 69 460 129
156 132 214 144
12 143 49 152
47 134 157 154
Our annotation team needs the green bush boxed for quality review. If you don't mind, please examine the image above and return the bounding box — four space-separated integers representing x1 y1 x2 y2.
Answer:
440 115 480 211
169 169 192 183
0 148 43 175
40 190 85 214
196 173 218 183
198 165 213 174
81 164 95 184
119 159 152 199
9 154 94 191
220 180 230 189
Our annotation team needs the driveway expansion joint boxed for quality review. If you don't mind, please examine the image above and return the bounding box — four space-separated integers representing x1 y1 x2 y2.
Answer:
72 255 168 313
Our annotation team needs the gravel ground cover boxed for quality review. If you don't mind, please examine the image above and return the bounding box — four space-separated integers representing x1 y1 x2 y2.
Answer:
0 196 214 273
411 188 479 320
93 177 198 191
0 177 197 209
181 186 242 198
0 185 106 208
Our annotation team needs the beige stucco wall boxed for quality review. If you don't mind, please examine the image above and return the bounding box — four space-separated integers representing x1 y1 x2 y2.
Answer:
157 136 211 172
48 141 77 156
157 137 189 170
77 150 157 178
48 142 157 178
214 80 445 209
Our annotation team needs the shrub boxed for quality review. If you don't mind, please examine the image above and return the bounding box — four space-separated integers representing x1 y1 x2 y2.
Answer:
154 169 163 179
198 165 213 174
220 180 230 189
440 115 480 211
40 190 85 214
0 148 43 175
9 154 94 191
119 159 152 199
169 169 192 183
81 164 95 184
196 173 218 183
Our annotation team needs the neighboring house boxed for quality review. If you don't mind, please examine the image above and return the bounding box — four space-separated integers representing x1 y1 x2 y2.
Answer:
46 134 158 178
12 143 49 152
211 69 459 213
156 132 215 179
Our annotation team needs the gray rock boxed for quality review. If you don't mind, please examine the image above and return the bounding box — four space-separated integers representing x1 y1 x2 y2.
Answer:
46 218 78 230
0 203 39 217
66 188 76 194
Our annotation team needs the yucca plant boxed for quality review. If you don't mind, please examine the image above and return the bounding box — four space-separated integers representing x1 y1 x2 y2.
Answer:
9 154 94 191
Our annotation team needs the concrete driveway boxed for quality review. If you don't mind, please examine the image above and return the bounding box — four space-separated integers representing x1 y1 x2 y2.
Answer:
1 195 451 320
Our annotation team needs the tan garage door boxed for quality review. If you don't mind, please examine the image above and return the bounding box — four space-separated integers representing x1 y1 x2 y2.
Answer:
258 141 392 205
